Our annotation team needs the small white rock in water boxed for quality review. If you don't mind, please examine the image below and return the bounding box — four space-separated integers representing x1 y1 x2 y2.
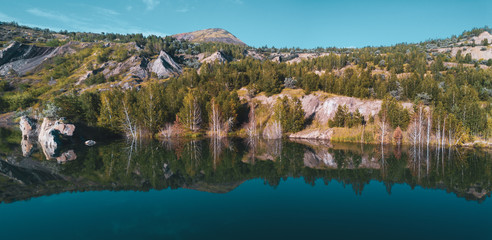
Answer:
85 140 96 146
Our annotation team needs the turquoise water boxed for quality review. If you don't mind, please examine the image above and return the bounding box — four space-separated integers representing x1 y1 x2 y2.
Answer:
0 129 491 239
1 179 490 239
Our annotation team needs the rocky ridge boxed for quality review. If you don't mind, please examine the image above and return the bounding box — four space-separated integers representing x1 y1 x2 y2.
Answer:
172 28 246 46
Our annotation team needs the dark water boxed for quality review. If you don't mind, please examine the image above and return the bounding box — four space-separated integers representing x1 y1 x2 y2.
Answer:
0 128 491 239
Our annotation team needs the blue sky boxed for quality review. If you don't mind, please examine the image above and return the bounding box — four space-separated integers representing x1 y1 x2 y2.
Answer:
0 0 491 48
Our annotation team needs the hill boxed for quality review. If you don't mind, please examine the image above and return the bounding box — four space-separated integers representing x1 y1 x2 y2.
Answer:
0 21 491 146
172 28 246 45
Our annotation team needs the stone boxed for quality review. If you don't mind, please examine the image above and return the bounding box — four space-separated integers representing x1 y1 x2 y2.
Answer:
85 140 96 146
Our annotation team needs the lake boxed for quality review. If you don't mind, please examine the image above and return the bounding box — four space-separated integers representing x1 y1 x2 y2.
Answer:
0 128 491 239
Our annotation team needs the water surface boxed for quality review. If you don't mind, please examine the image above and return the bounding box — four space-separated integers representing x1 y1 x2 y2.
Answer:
0 128 491 239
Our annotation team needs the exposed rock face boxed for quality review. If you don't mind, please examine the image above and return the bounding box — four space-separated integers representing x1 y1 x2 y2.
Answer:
289 129 334 140
244 49 264 61
433 31 492 61
300 95 384 124
255 93 413 125
37 118 75 159
19 116 38 139
253 93 389 124
0 42 58 75
150 50 182 79
78 57 148 85
200 51 229 64
103 56 149 80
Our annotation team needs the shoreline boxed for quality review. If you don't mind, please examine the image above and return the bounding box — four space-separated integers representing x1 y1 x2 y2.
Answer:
2 111 490 149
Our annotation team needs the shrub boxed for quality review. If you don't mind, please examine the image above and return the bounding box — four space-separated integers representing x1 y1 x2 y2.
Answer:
86 73 106 85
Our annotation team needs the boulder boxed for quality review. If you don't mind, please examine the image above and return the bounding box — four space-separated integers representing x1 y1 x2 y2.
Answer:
150 50 182 79
85 140 96 146
38 118 75 159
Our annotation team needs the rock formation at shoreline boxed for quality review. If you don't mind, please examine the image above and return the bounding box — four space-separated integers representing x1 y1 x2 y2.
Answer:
19 116 76 160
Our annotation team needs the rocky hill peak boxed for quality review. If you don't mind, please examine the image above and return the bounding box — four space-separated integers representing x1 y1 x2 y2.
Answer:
172 28 246 46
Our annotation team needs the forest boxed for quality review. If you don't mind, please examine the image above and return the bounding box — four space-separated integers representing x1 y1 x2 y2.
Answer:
0 21 491 146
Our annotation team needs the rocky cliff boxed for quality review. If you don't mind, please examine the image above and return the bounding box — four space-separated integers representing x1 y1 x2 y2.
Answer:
0 41 69 75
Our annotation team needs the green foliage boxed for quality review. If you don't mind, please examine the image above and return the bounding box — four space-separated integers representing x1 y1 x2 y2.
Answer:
1 22 489 140
45 39 65 47
53 93 84 123
13 37 27 43
136 83 166 134
98 89 123 132
86 73 106 85
273 96 305 133
329 105 364 128
260 62 283 96
379 95 410 130
7 93 36 111
0 81 8 92
178 90 204 131
0 95 7 112
215 91 241 127
97 47 111 63
80 92 101 126
114 47 129 62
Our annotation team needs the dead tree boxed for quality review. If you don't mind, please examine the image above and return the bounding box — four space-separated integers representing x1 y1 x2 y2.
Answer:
122 100 138 140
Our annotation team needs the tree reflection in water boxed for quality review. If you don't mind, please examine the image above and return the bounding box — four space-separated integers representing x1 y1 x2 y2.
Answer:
0 128 490 204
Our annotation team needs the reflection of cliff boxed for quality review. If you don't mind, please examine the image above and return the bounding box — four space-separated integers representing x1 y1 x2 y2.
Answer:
0 138 491 204
185 181 245 194
0 158 63 185
303 148 381 170
21 139 35 157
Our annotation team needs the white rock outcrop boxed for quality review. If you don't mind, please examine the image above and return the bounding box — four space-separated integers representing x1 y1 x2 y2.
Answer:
38 118 75 158
200 51 229 64
19 116 76 159
150 50 182 79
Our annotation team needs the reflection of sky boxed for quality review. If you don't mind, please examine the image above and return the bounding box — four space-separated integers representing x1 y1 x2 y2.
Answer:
0 178 490 239
0 0 491 48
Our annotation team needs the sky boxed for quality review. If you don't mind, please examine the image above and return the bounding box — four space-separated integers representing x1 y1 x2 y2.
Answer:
0 0 491 48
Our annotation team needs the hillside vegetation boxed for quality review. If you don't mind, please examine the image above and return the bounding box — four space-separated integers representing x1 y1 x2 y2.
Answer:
0 21 491 146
